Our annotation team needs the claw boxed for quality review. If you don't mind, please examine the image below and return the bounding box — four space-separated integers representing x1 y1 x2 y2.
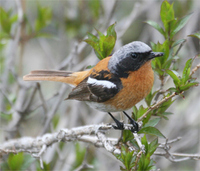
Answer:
108 112 138 132
108 112 124 130
123 111 138 132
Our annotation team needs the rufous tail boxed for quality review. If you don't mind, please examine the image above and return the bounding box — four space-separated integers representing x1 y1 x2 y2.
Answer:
23 70 89 86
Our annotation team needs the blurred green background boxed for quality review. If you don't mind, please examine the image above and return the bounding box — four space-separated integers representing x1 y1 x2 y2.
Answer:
0 0 199 170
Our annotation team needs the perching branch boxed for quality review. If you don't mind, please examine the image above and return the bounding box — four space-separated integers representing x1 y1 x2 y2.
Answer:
1 124 199 164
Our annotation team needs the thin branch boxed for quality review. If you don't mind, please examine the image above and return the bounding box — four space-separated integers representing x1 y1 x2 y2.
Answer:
1 124 199 165
174 39 186 56
32 144 47 169
158 137 182 148
134 151 143 171
97 131 120 154
28 92 58 113
0 123 137 156
39 84 68 135
36 83 48 114
138 92 177 122
133 133 145 153
154 137 200 162
0 88 14 107
190 62 200 77
154 152 200 162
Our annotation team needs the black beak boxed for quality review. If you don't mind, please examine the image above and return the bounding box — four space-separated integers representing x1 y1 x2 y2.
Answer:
148 52 164 60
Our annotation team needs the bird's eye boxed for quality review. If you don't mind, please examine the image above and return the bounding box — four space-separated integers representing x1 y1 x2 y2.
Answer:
131 53 137 58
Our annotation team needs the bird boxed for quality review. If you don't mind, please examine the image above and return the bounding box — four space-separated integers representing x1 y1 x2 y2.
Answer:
23 41 164 132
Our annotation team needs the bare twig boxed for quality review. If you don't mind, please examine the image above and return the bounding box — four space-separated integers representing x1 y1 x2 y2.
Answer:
154 152 200 162
36 83 48 114
154 137 200 162
0 124 113 155
174 39 186 56
32 144 47 169
134 151 143 171
0 123 141 156
133 133 145 153
190 62 200 77
1 124 199 165
39 84 68 135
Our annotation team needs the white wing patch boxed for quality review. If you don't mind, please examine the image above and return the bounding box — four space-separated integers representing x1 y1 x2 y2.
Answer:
87 77 116 88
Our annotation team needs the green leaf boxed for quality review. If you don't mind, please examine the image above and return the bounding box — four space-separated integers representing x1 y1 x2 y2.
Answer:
160 1 174 23
138 153 151 170
124 151 135 169
8 152 24 170
171 13 192 37
182 58 192 84
188 31 200 40
145 90 158 106
87 33 99 42
160 1 175 33
132 106 138 120
156 97 174 115
166 69 181 86
144 118 160 127
103 36 116 56
149 138 159 155
134 105 148 121
141 134 148 153
107 22 117 40
122 130 134 143
146 20 165 36
179 82 198 91
138 126 166 138
172 39 186 48
94 50 104 60
117 145 136 170
84 23 117 60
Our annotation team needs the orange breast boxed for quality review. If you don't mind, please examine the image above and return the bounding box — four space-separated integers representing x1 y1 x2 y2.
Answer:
104 61 154 111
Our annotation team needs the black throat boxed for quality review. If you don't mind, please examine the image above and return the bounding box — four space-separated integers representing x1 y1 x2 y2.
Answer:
109 52 152 78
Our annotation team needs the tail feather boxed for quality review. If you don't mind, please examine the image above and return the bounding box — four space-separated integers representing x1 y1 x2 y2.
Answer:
23 70 77 85
23 70 90 86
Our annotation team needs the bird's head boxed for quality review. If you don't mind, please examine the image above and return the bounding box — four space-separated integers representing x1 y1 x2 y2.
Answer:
108 41 164 77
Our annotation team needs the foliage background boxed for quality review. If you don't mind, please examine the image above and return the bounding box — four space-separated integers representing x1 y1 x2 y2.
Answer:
0 0 200 170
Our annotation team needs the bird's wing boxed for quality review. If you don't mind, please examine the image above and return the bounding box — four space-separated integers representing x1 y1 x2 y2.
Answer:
67 71 122 102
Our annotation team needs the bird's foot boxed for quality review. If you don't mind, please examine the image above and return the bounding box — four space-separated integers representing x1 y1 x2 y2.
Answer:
108 112 139 132
123 111 139 132
108 112 124 130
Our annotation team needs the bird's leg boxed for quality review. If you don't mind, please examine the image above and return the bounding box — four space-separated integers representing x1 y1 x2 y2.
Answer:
108 112 124 130
123 111 138 132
